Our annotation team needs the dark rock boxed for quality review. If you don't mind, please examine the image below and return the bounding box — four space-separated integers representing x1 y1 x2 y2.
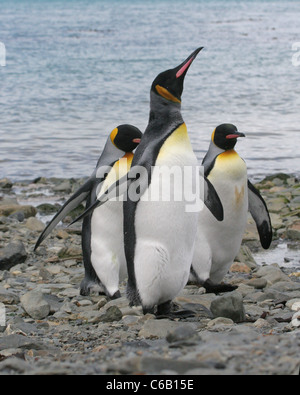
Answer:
98 306 123 323
210 291 246 323
0 178 13 190
0 241 28 271
0 334 45 351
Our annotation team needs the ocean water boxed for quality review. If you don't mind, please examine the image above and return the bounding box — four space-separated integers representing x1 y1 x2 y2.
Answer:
0 0 300 182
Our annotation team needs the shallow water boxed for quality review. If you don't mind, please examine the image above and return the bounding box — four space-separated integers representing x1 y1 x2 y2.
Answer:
253 242 300 269
1 0 300 182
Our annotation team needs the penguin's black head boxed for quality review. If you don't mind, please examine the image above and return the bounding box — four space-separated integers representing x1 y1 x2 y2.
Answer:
151 47 203 104
110 125 142 153
212 124 245 150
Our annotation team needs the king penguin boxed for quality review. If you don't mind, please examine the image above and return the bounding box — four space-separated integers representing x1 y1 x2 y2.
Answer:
34 125 142 299
190 124 273 293
123 48 223 318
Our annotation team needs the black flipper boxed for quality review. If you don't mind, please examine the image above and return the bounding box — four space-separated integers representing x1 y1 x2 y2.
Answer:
69 173 130 225
34 177 94 250
248 180 273 249
204 176 224 222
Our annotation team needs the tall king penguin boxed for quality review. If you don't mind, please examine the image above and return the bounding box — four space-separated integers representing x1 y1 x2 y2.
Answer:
35 125 142 299
190 124 273 293
124 48 223 317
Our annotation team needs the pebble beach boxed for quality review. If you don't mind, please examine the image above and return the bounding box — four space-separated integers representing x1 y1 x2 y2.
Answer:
0 173 299 375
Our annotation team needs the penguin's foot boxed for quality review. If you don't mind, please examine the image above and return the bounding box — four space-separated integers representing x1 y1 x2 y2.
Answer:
203 280 238 294
158 310 196 320
143 307 155 315
110 290 121 300
80 283 102 297
80 287 90 297
155 301 196 320
80 287 107 297
80 278 106 297
127 283 142 307
80 279 120 299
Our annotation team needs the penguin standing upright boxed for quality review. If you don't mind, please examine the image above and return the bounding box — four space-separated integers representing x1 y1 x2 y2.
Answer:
190 124 273 293
122 48 223 317
35 125 142 299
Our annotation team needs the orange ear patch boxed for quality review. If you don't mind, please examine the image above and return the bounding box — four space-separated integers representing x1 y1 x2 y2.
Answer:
155 85 181 104
110 128 119 146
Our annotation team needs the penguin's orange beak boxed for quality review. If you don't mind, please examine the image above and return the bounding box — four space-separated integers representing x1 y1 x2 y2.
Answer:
132 138 141 144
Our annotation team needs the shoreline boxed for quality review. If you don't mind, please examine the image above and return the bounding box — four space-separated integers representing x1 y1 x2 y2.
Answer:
0 173 299 375
1 172 299 267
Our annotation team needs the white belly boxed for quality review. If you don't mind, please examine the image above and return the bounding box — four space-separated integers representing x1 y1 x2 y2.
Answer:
89 156 132 296
134 124 200 308
90 201 126 296
192 150 248 284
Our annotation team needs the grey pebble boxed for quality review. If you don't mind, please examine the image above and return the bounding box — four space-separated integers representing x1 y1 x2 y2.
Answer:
20 291 50 320
210 292 246 323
